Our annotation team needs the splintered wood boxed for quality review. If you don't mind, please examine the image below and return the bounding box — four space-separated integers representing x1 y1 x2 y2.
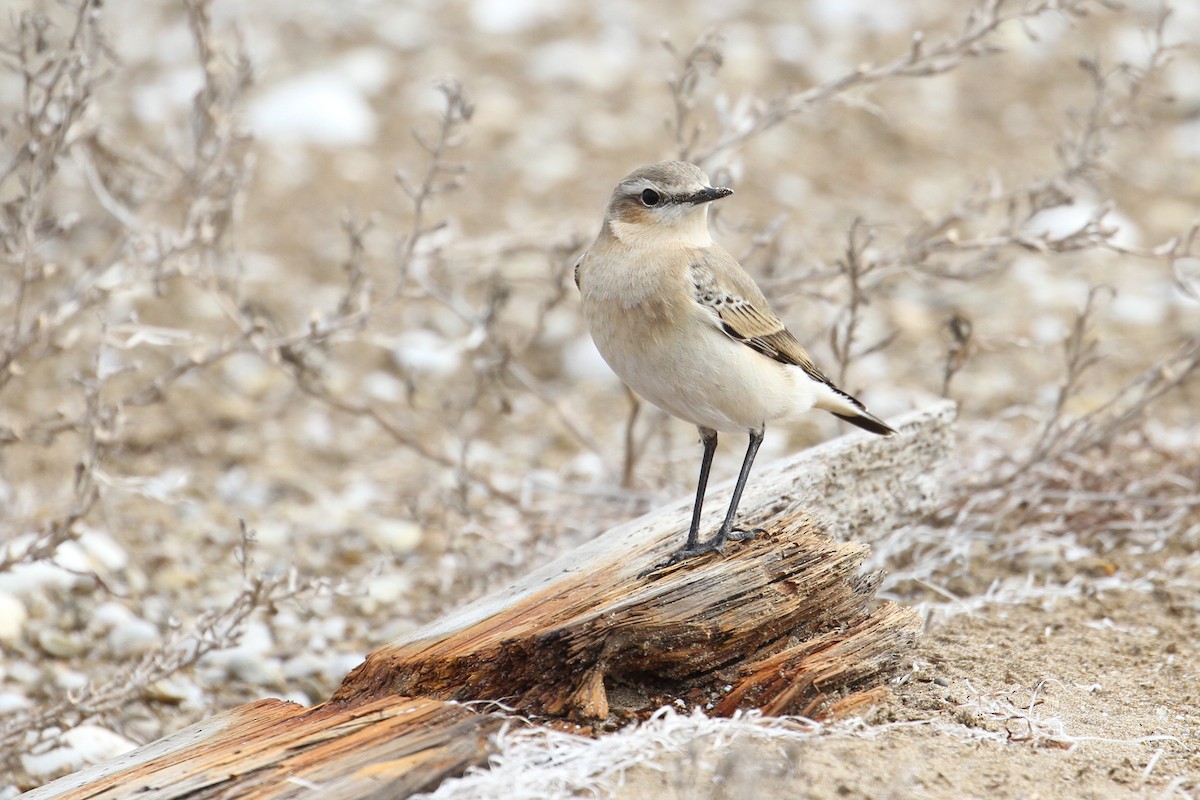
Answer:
23 402 955 800
332 518 916 722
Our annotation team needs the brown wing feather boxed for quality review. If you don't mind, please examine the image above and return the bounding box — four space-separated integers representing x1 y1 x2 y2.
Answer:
721 308 833 384
688 251 895 436
689 252 832 386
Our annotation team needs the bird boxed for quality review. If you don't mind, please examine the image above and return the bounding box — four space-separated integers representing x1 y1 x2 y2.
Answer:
575 161 895 560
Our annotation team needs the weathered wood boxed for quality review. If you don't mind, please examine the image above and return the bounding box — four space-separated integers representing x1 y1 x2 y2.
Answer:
331 401 954 721
22 401 955 800
18 697 502 800
331 517 903 720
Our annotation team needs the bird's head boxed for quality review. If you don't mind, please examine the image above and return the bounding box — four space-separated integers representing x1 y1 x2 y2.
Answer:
603 161 733 246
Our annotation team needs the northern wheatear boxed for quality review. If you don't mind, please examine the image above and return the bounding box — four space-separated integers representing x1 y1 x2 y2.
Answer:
576 161 895 559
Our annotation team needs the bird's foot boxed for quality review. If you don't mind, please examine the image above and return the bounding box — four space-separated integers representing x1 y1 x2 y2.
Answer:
727 526 766 542
639 527 766 576
639 537 725 576
678 539 728 558
679 525 766 558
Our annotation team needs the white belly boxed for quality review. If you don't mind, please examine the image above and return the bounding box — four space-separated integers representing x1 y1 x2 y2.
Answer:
590 315 816 433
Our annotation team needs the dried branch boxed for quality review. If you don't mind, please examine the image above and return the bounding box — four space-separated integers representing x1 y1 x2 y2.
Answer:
663 31 724 162
688 0 1111 166
941 314 974 398
828 219 898 386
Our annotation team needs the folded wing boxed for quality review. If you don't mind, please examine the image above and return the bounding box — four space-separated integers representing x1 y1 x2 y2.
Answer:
689 251 895 436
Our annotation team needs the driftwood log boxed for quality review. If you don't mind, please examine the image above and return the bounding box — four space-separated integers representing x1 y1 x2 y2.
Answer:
22 401 956 800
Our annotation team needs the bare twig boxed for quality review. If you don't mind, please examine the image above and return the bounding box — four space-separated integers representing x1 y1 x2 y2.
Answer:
663 31 724 161
687 1 1114 165
828 219 898 386
942 314 974 398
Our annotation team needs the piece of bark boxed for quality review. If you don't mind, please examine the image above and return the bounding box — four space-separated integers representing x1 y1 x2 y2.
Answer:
22 401 955 800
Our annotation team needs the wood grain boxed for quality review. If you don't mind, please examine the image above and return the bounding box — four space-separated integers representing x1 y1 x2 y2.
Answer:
20 697 502 800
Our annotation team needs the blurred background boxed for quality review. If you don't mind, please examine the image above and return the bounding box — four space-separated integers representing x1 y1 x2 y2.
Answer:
1 0 1197 791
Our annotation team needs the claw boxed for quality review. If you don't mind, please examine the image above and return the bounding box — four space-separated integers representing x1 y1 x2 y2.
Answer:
728 526 766 542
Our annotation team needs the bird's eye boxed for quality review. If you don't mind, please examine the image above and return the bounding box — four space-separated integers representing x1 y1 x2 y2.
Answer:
641 189 661 207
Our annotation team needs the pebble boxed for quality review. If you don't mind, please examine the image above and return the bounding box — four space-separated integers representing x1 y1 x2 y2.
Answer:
224 653 286 687
363 371 403 402
302 410 334 448
107 617 161 658
0 592 27 644
335 47 393 95
282 651 327 680
55 669 90 692
250 519 290 548
21 725 137 781
144 677 204 706
324 653 368 682
37 629 88 659
5 661 39 684
1174 118 1200 157
0 693 30 714
47 541 89 575
198 620 285 687
1024 198 1141 249
469 0 558 34
317 617 348 642
560 335 613 383
562 452 605 483
237 620 276 655
1112 286 1169 327
91 601 136 628
216 467 271 508
276 689 313 707
391 330 464 377
248 71 378 147
365 574 410 606
365 518 422 553
220 352 281 397
0 555 81 597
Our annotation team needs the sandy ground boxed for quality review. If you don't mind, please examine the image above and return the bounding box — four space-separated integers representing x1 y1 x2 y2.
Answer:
2 0 1199 797
615 590 1200 799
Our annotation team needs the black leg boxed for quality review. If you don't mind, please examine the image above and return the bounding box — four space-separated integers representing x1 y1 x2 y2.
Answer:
646 427 763 572
681 427 718 553
707 428 765 551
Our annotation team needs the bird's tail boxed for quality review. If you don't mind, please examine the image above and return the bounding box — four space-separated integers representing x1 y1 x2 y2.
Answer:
832 408 895 436
814 383 896 436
